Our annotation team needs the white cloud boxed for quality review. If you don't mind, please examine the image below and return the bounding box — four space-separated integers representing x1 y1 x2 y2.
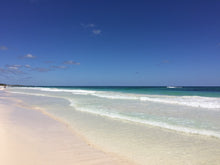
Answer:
23 54 36 58
81 23 102 35
81 23 96 28
6 64 22 70
87 24 95 28
8 66 19 70
13 64 22 67
24 64 31 68
64 60 80 65
0 66 24 75
92 29 101 35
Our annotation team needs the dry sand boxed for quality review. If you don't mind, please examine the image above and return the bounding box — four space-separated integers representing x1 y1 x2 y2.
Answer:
0 91 132 165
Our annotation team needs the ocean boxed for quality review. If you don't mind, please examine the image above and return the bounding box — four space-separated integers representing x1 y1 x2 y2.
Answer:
6 86 220 164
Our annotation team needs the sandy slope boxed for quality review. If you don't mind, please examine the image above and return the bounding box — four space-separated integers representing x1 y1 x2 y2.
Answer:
0 92 132 165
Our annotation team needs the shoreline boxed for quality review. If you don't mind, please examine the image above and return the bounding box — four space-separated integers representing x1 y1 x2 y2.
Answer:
0 90 132 165
2 88 220 165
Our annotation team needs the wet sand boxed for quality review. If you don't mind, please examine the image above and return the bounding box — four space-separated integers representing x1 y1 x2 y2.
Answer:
0 91 131 165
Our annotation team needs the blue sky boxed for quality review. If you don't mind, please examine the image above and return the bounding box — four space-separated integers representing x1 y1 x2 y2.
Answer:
0 0 220 86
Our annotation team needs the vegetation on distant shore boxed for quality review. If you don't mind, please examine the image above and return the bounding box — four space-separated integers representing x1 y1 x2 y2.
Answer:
0 83 26 87
0 83 7 88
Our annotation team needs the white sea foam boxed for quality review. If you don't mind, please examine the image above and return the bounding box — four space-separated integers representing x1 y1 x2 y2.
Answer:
7 88 220 138
93 93 220 109
167 86 182 88
10 87 220 109
14 87 96 95
139 96 220 109
68 99 220 138
92 93 138 100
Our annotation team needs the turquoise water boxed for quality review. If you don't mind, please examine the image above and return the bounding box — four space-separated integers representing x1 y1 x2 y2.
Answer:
7 86 220 137
39 86 220 97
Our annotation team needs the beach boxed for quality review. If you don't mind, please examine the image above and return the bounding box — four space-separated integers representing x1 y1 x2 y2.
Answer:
0 89 131 165
1 0 220 164
1 86 220 165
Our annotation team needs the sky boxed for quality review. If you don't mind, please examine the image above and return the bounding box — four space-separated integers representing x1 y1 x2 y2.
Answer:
0 0 220 86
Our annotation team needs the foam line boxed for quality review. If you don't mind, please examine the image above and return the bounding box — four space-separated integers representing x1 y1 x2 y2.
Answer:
10 87 220 109
68 99 220 139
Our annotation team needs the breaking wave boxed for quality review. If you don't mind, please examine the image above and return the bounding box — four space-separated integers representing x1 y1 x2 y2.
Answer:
68 99 220 138
11 87 220 109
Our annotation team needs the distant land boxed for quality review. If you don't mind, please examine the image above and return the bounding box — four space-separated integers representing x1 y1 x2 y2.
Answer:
0 83 25 87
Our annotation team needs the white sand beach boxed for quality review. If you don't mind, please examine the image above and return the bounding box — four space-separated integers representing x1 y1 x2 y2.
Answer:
0 90 132 165
1 87 220 165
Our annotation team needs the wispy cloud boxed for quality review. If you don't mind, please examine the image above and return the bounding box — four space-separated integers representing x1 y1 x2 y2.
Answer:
0 46 8 50
92 29 101 35
23 54 36 59
52 65 67 69
32 65 68 73
5 64 22 70
162 60 169 64
81 23 102 35
1 64 32 76
24 64 31 68
1 57 79 79
32 67 51 72
5 64 31 70
0 67 24 75
81 23 96 28
7 66 19 70
64 60 80 65
156 60 170 66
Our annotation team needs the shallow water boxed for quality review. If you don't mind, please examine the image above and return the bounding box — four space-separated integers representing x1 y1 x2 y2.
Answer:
6 87 220 164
